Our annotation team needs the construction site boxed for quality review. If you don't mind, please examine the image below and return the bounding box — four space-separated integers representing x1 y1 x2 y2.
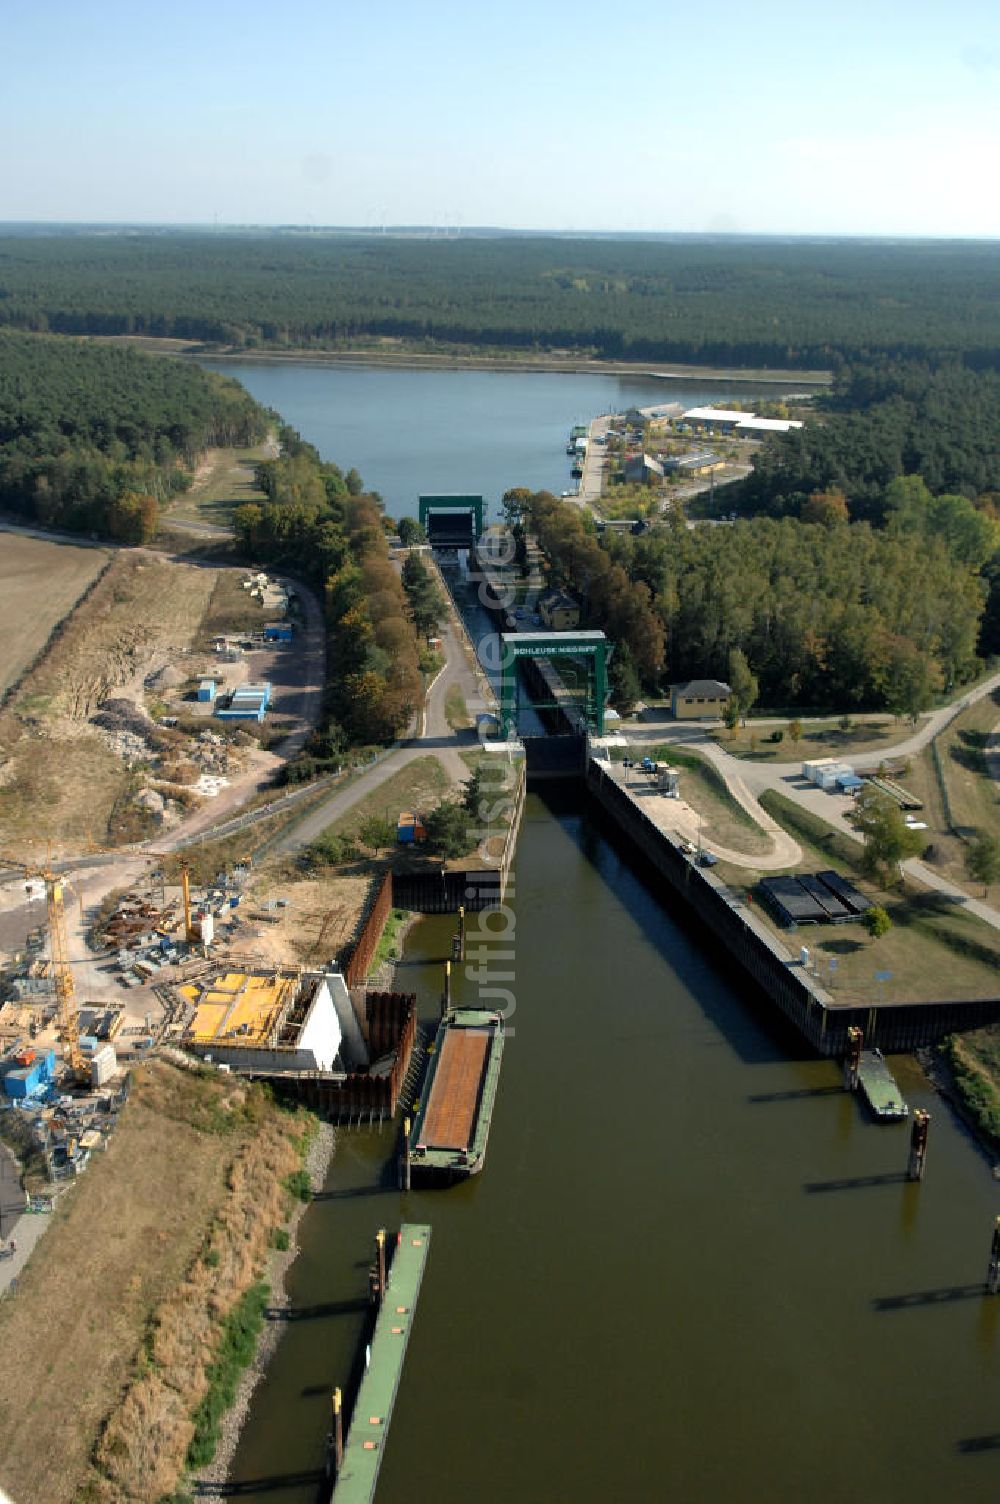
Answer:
1 838 423 1199
0 550 322 852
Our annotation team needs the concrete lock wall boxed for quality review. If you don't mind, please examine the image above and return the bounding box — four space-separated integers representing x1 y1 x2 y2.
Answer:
584 759 1000 1056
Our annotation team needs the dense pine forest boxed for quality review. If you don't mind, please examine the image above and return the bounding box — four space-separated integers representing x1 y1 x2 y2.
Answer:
736 362 1000 518
1 232 999 369
0 329 265 537
3 230 998 720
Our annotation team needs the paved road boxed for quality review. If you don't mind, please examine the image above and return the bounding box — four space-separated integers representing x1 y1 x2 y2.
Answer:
268 578 488 856
0 1143 24 1242
617 672 1000 927
607 761 801 869
576 415 612 507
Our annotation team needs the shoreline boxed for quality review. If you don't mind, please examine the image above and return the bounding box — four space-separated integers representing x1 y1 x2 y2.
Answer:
92 334 832 386
191 1116 337 1503
195 347 832 385
917 1044 1000 1173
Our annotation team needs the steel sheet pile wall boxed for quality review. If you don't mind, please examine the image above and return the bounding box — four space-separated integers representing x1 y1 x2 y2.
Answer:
585 760 1000 1055
391 867 502 914
392 766 525 915
345 873 393 987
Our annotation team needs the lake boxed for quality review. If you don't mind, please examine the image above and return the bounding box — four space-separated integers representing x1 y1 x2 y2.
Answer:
200 360 800 519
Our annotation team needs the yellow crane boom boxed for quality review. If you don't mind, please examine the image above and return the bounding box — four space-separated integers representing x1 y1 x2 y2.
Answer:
2 850 85 1074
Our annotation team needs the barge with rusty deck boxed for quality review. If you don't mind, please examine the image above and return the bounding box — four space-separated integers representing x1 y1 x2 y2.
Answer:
408 1008 504 1184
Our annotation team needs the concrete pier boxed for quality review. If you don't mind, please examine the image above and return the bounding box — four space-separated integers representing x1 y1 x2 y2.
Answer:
330 1224 432 1503
585 755 1000 1056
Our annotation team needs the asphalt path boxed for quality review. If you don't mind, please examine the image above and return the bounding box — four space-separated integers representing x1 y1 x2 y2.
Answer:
268 585 490 856
619 670 1000 928
0 1143 24 1242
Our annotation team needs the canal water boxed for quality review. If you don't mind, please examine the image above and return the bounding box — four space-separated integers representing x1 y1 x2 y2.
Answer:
199 360 798 520
228 787 1000 1503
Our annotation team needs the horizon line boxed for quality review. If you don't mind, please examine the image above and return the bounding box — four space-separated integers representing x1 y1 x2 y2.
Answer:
1 221 999 245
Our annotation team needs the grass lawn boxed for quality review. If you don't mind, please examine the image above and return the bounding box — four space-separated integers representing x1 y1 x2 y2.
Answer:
724 790 1000 1005
880 690 1000 897
713 716 902 762
445 684 472 730
594 488 659 522
641 743 772 856
317 756 451 846
197 569 279 643
929 690 1000 839
167 436 274 530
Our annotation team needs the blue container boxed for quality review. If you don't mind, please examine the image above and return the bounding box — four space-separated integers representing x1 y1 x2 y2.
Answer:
5 1063 43 1099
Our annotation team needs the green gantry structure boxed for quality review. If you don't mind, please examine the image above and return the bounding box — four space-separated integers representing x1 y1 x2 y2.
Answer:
499 630 609 739
418 493 484 542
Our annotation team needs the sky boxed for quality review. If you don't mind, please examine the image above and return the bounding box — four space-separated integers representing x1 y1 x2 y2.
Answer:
3 0 1000 236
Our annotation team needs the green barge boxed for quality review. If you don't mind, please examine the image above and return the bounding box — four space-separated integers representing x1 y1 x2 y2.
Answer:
329 1224 431 1504
408 1008 505 1184
857 1049 908 1120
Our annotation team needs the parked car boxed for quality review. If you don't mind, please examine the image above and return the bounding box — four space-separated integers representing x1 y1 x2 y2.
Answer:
697 850 718 867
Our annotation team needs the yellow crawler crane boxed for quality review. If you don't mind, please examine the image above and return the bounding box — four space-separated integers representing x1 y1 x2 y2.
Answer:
1 849 85 1076
180 858 196 943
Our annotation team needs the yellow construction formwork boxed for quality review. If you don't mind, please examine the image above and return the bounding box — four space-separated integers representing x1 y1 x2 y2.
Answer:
184 971 297 1047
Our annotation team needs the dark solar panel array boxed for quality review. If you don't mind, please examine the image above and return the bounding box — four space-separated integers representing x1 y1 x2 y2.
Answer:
759 876 828 922
816 870 872 915
758 871 872 926
798 874 852 919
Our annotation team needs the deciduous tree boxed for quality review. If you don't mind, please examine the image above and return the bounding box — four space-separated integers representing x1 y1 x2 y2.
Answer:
966 833 1000 896
853 786 924 882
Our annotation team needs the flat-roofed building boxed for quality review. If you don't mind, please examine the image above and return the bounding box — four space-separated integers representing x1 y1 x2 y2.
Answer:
663 449 726 477
681 407 754 432
734 416 804 435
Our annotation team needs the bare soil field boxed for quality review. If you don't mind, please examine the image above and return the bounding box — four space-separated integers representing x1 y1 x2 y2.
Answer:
235 871 375 969
0 1060 300 1504
0 532 111 695
0 552 222 851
